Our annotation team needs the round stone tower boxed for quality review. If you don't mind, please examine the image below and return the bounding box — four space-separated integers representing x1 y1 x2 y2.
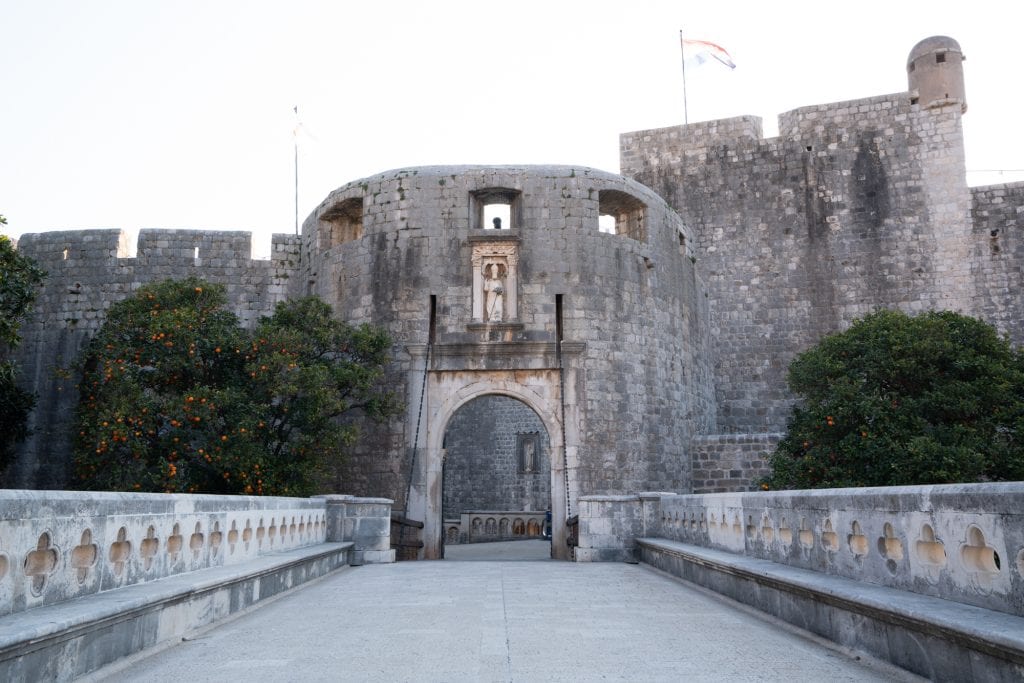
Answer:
300 165 716 558
907 35 966 113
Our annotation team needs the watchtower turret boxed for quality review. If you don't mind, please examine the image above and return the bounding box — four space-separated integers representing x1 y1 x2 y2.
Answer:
907 35 966 113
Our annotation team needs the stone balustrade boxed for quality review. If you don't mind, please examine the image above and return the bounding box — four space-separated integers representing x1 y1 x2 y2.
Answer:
444 511 548 545
577 484 1024 618
0 490 393 619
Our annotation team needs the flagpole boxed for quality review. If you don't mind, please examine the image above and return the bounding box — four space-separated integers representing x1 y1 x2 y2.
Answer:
679 30 689 125
293 106 299 236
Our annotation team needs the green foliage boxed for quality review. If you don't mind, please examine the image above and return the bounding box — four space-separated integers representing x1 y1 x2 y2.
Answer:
767 309 1024 489
0 218 47 472
72 278 398 495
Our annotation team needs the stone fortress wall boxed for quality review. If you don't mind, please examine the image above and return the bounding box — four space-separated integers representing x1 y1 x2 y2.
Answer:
299 164 716 554
621 36 1023 489
5 36 1022 515
7 229 300 488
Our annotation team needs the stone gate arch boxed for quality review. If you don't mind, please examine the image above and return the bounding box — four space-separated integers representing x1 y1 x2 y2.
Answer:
407 370 572 560
441 394 551 551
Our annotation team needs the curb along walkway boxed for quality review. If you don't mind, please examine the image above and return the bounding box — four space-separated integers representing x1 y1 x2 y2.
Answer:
92 547 917 682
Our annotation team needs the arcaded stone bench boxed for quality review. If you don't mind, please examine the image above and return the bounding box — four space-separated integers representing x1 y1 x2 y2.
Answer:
638 537 1024 681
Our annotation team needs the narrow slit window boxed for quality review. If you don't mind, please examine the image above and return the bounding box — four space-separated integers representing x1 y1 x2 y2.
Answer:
428 295 437 344
555 294 564 342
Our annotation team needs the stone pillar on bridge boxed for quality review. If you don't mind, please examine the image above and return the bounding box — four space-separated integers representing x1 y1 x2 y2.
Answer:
318 495 396 565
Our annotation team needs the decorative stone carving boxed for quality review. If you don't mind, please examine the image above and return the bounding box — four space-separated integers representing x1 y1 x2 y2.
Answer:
518 432 540 473
471 242 519 322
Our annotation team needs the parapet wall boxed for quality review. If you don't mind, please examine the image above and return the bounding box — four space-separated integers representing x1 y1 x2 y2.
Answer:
7 229 301 490
577 484 1024 618
0 491 325 619
0 490 392 620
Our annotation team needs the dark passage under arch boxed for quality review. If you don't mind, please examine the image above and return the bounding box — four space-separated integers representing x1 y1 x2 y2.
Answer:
442 394 551 550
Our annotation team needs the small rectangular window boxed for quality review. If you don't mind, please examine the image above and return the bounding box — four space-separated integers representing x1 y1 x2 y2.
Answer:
936 53 946 63
320 197 364 248
483 203 510 230
471 189 520 230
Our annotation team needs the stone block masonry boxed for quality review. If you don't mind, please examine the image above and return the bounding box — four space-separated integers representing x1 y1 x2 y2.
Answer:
690 433 781 493
5 229 300 490
7 35 1022 511
620 38 1022 439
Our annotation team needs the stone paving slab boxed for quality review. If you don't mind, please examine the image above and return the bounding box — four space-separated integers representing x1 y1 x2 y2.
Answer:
443 539 552 561
90 559 919 682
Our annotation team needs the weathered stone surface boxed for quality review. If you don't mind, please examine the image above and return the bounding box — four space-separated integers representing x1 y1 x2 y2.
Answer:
639 538 1024 681
6 36 1022 534
586 483 1024 618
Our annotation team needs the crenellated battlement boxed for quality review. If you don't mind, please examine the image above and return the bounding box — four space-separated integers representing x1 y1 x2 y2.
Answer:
6 228 303 489
16 228 299 267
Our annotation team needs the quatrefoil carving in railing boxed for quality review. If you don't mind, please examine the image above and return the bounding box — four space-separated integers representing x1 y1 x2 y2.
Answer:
25 532 59 596
140 526 159 572
109 527 131 578
72 529 98 584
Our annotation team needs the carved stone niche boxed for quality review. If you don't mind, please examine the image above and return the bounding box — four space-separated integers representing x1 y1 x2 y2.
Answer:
471 240 519 323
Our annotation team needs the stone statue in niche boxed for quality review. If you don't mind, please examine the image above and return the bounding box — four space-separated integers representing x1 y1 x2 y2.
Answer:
483 262 505 322
518 432 539 473
470 243 517 323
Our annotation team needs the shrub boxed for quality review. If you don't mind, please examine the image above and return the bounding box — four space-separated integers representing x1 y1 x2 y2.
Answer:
766 309 1024 489
72 278 398 495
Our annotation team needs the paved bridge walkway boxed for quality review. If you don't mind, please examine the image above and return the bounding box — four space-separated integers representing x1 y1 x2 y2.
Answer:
90 542 918 682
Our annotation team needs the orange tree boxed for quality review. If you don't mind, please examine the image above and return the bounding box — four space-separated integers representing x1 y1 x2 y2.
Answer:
72 278 397 495
766 309 1024 489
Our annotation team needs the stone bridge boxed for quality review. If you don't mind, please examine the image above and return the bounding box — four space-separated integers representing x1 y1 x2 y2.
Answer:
1 485 1023 681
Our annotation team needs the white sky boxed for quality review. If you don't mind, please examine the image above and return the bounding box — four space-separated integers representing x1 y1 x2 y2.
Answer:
2 0 1021 257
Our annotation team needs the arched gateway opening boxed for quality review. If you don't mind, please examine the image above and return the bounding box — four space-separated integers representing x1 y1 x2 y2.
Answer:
408 368 572 561
441 395 551 558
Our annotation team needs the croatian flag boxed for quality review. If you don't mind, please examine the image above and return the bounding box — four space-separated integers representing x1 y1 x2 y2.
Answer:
682 38 736 70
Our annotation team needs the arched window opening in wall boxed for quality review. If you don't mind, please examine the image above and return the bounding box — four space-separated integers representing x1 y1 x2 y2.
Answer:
472 188 520 230
598 189 646 241
320 197 364 249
